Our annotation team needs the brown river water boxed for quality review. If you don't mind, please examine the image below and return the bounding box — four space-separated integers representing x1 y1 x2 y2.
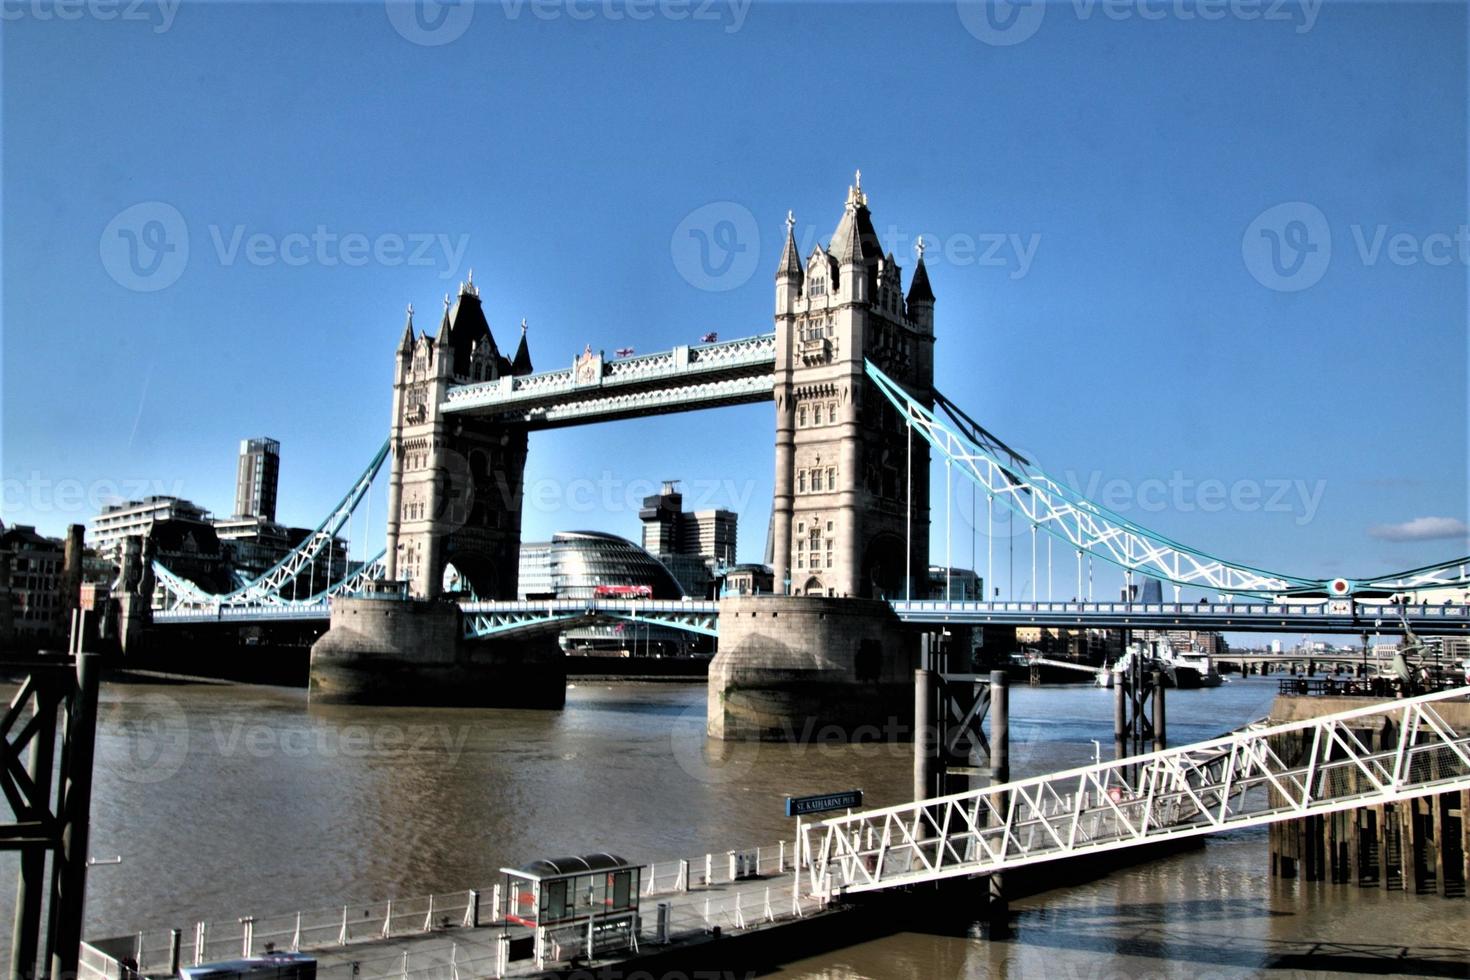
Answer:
2 675 1465 979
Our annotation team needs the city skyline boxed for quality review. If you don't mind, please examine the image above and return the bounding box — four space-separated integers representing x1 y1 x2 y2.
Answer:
3 1 1466 602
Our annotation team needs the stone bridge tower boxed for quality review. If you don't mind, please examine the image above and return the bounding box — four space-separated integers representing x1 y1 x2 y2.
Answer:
383 275 534 599
770 174 935 599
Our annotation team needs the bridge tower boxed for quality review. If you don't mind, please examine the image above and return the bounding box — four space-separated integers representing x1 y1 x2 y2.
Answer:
709 176 935 739
383 276 532 599
309 278 561 707
770 173 934 598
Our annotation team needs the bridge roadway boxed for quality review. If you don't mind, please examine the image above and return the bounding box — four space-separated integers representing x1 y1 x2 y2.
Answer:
152 597 1470 636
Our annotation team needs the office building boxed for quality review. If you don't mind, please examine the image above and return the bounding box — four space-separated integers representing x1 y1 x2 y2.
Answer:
235 437 280 521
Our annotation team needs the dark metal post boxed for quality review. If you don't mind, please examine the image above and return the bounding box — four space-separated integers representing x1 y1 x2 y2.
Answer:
1151 670 1167 754
45 652 100 980
168 929 182 976
1113 669 1127 764
987 669 1010 938
11 681 59 980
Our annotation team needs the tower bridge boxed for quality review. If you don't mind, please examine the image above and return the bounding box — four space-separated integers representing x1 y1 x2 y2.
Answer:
129 174 1470 727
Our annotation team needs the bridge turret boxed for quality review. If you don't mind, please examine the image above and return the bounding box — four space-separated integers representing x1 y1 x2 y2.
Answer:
398 304 416 358
511 319 533 375
906 242 935 334
775 211 803 315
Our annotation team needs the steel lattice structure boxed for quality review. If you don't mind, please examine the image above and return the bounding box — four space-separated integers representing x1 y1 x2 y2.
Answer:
866 360 1470 598
804 686 1470 897
151 440 390 610
459 599 720 641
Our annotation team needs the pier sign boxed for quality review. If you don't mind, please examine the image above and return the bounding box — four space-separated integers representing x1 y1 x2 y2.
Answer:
785 789 863 817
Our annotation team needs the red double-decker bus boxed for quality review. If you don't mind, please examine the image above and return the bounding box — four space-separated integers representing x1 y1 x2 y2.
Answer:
593 584 653 599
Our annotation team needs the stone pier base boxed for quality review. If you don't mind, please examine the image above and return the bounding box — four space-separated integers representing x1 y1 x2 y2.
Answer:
310 596 564 707
707 595 918 741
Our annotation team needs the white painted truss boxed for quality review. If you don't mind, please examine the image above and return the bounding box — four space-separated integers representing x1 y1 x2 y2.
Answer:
150 441 389 610
442 332 777 421
866 361 1469 598
804 686 1470 897
459 598 720 640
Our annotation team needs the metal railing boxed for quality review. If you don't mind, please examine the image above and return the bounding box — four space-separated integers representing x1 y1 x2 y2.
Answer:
805 686 1470 896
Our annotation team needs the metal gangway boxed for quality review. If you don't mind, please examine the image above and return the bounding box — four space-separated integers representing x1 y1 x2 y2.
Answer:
805 687 1470 896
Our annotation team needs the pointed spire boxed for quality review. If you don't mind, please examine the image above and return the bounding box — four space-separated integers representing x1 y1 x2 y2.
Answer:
777 209 803 281
398 303 416 354
845 168 868 212
511 318 533 375
437 293 454 345
458 268 479 298
907 238 935 305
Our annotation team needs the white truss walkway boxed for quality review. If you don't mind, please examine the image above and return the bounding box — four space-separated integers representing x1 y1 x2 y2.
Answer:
805 687 1470 897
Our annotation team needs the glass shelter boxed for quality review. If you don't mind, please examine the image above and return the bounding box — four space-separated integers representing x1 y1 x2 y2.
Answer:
501 854 641 967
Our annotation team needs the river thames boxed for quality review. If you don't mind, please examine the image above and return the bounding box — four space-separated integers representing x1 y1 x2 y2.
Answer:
3 674 1466 978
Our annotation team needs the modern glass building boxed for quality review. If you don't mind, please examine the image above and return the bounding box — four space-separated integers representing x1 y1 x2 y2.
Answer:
518 531 684 601
517 531 695 655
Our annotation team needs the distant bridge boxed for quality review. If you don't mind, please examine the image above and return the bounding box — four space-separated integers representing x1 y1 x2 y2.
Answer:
150 597 1470 638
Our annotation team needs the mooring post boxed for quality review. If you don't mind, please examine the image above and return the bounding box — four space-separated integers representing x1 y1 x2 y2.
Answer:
987 668 1010 939
168 929 181 976
914 660 936 802
44 651 100 980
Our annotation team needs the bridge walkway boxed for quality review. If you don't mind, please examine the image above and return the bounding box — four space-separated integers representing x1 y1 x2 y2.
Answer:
805 687 1470 897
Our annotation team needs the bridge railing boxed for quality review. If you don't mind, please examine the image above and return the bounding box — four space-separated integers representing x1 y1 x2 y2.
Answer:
85 839 823 980
805 686 1470 896
443 333 776 411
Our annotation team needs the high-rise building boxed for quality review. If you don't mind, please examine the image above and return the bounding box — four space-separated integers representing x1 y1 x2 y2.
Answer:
235 437 280 521
638 481 737 596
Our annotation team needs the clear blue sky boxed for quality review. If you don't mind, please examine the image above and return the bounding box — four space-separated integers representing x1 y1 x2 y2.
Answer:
2 0 1466 615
